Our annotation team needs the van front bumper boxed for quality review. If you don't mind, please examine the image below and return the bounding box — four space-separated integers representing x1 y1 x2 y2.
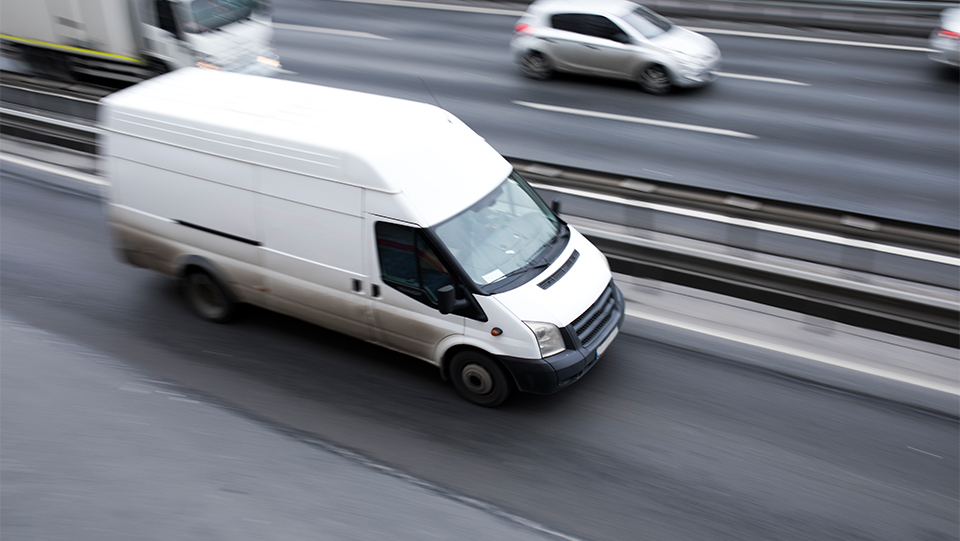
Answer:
497 282 625 395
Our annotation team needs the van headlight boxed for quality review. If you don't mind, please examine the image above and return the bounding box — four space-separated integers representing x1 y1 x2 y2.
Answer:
524 321 566 358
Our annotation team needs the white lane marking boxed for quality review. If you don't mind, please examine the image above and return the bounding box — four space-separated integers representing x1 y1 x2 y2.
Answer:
167 397 200 404
118 386 153 394
626 308 960 396
535 183 960 268
717 72 809 86
686 27 935 52
927 490 960 502
908 447 944 459
329 0 524 16
514 101 757 139
0 154 108 186
274 23 390 40
203 350 234 357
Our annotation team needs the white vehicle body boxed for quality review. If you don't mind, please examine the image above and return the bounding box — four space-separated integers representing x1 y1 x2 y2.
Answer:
0 0 278 82
510 0 720 93
929 7 960 67
100 69 624 406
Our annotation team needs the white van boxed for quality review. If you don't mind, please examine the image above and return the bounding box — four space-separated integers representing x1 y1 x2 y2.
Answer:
100 68 624 406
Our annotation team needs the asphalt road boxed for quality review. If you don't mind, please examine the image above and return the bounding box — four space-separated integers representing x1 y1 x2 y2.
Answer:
2 171 957 539
269 0 959 228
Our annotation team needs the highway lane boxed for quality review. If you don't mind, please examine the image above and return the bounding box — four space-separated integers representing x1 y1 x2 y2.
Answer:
2 174 957 540
269 0 959 228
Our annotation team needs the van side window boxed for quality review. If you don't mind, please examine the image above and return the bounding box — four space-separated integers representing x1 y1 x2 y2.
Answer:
376 222 456 307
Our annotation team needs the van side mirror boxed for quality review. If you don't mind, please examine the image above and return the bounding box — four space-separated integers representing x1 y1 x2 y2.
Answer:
551 198 562 216
438 285 456 314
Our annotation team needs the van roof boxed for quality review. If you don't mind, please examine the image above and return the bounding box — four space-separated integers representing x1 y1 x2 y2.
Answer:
99 68 511 227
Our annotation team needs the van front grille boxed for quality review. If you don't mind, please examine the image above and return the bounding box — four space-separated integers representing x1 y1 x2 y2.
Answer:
570 281 616 348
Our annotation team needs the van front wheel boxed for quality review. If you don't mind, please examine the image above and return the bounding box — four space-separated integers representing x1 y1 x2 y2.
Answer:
184 269 236 323
450 351 511 407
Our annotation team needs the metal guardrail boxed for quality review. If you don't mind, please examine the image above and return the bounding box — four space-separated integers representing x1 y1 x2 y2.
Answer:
487 0 952 36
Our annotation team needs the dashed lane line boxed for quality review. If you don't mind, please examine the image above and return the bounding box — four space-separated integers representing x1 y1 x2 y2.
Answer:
514 100 758 139
717 72 809 86
274 23 391 40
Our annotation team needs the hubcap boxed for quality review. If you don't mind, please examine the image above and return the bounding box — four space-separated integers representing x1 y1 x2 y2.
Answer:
461 363 494 396
192 275 224 318
641 67 669 92
522 54 548 78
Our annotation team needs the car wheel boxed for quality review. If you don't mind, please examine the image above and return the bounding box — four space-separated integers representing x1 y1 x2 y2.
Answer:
638 64 671 94
520 51 553 80
183 269 236 323
450 351 511 407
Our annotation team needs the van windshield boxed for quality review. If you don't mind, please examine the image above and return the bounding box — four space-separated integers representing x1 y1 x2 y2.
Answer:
433 171 565 291
181 0 270 33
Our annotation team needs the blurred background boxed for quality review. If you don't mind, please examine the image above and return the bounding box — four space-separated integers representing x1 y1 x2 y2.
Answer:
1 0 958 540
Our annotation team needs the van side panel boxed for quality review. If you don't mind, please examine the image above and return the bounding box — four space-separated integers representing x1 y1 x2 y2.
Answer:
109 135 264 300
259 169 372 341
111 135 257 236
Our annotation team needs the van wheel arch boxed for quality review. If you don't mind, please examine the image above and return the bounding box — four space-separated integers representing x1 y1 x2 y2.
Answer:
442 346 515 407
178 257 239 322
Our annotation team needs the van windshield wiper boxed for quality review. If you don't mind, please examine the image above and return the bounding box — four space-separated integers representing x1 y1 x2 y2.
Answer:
494 260 551 284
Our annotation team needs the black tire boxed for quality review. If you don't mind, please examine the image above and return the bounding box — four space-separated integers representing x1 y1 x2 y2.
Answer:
638 64 671 95
520 51 553 80
449 351 511 407
183 269 236 323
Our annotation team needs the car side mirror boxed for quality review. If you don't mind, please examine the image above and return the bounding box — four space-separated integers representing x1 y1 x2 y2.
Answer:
551 198 562 216
438 284 456 315
612 33 631 44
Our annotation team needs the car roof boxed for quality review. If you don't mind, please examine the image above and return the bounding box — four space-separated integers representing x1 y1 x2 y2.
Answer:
527 0 639 17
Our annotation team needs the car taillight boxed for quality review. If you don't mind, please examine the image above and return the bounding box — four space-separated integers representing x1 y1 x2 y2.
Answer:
515 23 532 34
938 28 960 40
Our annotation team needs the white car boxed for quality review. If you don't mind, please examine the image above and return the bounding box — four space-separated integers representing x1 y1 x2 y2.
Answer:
929 7 960 67
510 0 721 94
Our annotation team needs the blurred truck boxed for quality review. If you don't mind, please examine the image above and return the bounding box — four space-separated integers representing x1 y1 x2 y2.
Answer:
0 0 280 84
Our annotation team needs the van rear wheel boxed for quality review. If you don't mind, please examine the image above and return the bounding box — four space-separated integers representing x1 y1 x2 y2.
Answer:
450 351 511 407
184 269 236 323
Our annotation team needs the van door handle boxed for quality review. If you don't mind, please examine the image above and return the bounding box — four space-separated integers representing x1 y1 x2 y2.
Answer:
352 279 362 293
372 284 380 298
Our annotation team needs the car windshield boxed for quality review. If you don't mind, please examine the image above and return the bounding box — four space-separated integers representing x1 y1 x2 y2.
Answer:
433 171 562 288
621 6 672 39
181 0 269 33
